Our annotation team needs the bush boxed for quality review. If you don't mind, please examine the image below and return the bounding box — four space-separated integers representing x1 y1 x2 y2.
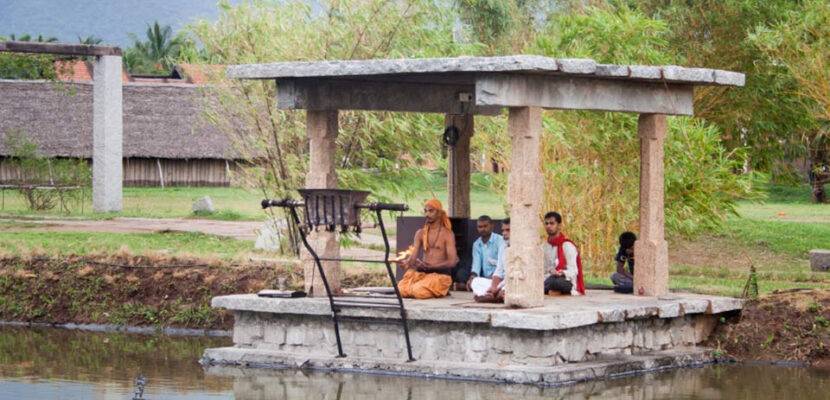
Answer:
3 130 91 212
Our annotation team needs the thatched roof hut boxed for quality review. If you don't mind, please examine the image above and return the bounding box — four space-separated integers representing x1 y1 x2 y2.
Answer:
0 79 241 186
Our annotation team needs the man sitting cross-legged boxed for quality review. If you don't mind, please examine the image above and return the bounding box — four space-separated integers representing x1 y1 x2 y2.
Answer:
542 211 585 296
467 215 506 297
474 218 510 303
396 199 459 299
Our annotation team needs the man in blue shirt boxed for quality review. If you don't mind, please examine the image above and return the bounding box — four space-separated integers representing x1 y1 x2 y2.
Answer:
466 215 506 296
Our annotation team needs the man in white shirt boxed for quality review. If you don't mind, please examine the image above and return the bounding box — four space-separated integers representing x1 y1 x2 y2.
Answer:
542 211 585 296
473 218 510 303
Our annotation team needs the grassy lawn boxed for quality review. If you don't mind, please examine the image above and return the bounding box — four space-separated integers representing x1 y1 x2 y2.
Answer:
666 182 830 296
0 229 259 260
1 175 828 297
0 174 505 221
0 187 266 221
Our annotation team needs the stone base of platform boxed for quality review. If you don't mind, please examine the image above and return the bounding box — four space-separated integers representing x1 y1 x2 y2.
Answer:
202 346 714 386
204 290 741 385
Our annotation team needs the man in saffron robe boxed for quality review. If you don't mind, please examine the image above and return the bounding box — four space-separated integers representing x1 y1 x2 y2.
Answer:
542 211 586 296
396 199 459 299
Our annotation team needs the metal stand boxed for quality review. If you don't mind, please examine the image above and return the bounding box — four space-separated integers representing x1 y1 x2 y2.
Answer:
262 191 415 362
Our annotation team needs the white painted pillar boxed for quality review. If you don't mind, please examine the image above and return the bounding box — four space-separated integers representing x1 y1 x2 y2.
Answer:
505 107 544 308
445 113 473 218
634 114 669 297
303 110 341 296
92 55 123 212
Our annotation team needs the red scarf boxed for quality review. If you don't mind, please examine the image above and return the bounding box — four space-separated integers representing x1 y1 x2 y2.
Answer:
548 233 586 295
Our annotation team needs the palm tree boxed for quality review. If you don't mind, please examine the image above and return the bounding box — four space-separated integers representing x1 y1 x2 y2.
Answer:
8 33 58 42
77 35 103 45
127 21 182 73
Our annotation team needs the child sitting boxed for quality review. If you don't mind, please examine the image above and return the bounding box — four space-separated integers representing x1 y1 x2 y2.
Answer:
610 231 636 294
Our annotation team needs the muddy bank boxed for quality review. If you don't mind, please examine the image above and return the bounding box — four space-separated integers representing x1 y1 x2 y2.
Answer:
708 289 830 366
0 254 387 330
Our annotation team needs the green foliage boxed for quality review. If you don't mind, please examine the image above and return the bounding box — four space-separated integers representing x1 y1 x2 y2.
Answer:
0 35 57 80
471 6 757 270
125 21 183 74
749 0 830 202
77 35 102 45
187 0 473 202
637 0 816 180
664 118 758 236
2 130 91 212
535 5 674 64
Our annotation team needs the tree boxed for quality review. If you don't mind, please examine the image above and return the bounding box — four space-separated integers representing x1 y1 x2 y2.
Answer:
0 34 58 79
126 21 182 74
636 0 815 181
77 35 103 45
750 0 830 202
7 33 58 42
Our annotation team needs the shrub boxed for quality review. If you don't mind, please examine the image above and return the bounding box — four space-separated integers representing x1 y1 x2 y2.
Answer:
3 130 91 212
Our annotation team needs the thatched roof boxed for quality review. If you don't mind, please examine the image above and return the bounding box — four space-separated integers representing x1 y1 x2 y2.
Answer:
0 79 239 159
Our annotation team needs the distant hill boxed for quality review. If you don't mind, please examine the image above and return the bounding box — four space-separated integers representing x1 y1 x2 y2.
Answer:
0 0 240 48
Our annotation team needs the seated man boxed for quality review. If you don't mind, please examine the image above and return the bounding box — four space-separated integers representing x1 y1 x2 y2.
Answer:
396 199 459 299
475 218 510 303
610 231 636 294
542 211 585 296
467 215 506 296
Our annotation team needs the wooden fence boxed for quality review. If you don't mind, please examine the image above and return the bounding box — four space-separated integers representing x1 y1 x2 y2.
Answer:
0 157 240 187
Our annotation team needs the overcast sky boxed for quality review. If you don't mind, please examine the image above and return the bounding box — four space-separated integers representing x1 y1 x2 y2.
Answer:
0 0 242 47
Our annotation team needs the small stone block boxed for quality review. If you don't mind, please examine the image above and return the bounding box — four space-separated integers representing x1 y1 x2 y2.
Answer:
657 303 681 318
597 308 626 323
810 249 830 272
679 299 709 315
706 297 743 314
624 306 659 319
629 65 662 80
556 58 597 74
713 69 746 86
661 66 714 83
595 64 629 77
491 310 598 330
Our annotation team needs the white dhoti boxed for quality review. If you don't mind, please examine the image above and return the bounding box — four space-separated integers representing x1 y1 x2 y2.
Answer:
471 276 505 296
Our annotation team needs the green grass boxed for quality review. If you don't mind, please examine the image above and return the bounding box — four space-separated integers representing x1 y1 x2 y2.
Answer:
0 230 257 259
0 186 266 221
1 177 829 297
723 218 830 257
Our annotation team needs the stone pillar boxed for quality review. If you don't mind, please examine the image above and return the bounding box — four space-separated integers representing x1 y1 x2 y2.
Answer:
92 55 123 212
505 107 544 308
634 114 669 297
303 110 340 296
446 114 473 218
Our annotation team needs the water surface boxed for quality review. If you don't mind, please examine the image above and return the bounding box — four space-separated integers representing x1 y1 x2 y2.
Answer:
1 326 828 399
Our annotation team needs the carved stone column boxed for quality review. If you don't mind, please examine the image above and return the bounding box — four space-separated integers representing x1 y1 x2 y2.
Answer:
634 114 669 297
505 107 544 308
304 110 340 296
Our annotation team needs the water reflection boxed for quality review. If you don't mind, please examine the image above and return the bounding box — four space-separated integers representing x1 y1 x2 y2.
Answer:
208 364 830 400
0 326 232 399
0 326 828 400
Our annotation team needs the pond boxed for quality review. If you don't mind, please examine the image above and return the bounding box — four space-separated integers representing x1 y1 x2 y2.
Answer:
0 326 828 399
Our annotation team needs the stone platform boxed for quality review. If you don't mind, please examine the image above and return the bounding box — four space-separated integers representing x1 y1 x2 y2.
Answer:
202 290 742 385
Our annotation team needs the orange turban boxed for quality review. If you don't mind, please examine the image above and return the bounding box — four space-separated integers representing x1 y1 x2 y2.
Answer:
423 199 452 251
